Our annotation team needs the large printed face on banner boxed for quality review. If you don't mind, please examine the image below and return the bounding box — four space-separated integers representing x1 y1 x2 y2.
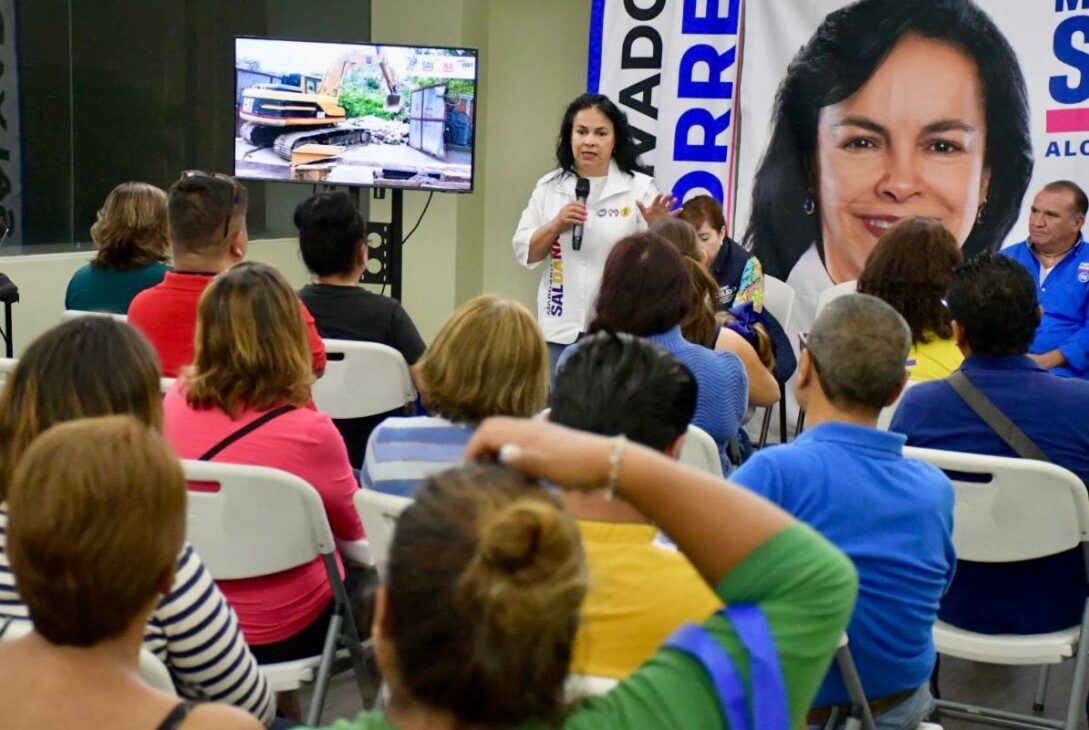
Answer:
814 35 991 284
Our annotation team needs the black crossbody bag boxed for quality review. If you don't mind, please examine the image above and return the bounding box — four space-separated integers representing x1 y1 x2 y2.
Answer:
945 371 1050 462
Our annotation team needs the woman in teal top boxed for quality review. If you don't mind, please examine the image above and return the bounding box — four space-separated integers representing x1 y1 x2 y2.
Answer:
65 181 172 314
315 418 858 730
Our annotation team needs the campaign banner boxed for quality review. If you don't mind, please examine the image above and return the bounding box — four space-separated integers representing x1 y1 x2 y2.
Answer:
587 0 743 224
0 0 19 244
590 0 1089 332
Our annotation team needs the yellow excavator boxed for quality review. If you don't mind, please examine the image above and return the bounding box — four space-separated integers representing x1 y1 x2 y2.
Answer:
239 52 401 160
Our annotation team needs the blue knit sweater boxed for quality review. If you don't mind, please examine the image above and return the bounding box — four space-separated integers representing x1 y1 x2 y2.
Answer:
645 326 748 467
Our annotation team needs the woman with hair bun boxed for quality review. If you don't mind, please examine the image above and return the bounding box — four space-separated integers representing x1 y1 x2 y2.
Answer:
513 93 680 372
313 417 857 730
66 181 172 313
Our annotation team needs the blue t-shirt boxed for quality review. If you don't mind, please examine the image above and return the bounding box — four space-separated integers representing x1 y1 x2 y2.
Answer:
732 422 954 705
1001 238 1089 378
891 354 1089 633
65 261 171 314
361 415 474 497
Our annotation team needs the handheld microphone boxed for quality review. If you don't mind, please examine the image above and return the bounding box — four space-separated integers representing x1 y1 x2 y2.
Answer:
572 177 590 251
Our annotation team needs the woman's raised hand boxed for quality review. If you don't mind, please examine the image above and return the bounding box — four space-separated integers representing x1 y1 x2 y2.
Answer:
637 193 682 225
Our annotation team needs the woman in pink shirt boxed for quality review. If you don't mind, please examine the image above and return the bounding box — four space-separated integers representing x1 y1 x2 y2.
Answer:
163 261 365 664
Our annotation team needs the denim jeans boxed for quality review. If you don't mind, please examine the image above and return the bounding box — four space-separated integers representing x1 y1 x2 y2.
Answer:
811 683 934 730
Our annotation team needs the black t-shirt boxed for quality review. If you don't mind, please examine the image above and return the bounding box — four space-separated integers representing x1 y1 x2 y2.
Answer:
298 283 426 364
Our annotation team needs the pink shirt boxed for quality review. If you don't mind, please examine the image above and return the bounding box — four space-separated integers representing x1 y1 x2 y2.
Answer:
163 384 364 645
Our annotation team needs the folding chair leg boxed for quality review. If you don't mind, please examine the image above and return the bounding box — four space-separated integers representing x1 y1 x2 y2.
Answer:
1062 602 1089 730
758 406 772 448
1034 665 1050 713
835 646 877 730
305 613 343 727
779 382 789 444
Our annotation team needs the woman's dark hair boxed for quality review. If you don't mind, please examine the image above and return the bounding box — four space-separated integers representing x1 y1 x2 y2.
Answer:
294 192 367 277
743 0 1032 278
555 93 643 177
589 232 691 337
387 464 586 725
857 217 962 345
947 252 1039 356
651 218 722 346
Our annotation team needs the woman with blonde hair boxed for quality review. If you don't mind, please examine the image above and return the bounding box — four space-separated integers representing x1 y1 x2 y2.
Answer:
65 181 172 313
314 417 857 730
163 261 365 665
651 218 780 407
361 294 549 497
0 317 274 725
0 417 261 730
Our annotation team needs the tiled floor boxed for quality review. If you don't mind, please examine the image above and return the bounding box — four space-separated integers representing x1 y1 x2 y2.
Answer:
304 654 1089 729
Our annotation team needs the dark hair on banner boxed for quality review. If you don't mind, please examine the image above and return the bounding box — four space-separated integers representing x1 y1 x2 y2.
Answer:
743 0 1032 278
554 93 643 177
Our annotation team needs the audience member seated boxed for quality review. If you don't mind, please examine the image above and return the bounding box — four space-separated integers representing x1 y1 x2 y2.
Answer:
0 416 262 730
0 317 273 725
361 294 548 497
128 170 326 377
652 218 779 408
65 181 172 314
551 332 720 678
163 262 364 664
892 252 1089 634
678 194 764 310
732 294 954 730
857 217 964 380
1001 180 1089 378
295 191 426 468
311 418 856 730
585 231 748 472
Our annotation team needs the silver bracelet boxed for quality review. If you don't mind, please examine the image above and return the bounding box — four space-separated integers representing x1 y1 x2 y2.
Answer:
604 435 627 501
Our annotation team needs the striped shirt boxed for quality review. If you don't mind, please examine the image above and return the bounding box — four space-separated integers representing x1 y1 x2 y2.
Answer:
360 415 475 497
0 508 274 725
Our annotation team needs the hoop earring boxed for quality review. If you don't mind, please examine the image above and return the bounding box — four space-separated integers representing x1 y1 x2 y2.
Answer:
976 200 987 224
803 192 815 216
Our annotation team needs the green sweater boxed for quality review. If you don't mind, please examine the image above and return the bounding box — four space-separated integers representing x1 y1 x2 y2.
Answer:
65 261 171 314
313 524 858 730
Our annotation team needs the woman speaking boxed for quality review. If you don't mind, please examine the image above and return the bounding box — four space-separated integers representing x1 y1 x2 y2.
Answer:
513 93 678 369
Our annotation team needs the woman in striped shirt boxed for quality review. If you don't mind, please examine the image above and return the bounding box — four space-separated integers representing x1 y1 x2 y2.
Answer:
0 316 274 725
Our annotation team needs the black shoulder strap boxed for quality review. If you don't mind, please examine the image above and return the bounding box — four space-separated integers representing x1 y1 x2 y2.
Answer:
197 405 296 462
946 371 1050 462
155 701 197 730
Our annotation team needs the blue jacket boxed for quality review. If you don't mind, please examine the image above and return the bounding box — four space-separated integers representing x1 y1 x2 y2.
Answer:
1001 237 1089 378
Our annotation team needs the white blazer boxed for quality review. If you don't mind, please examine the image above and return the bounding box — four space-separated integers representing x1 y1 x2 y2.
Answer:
512 160 659 345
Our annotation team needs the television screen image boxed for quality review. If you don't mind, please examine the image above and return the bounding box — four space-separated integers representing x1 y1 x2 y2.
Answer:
234 37 477 192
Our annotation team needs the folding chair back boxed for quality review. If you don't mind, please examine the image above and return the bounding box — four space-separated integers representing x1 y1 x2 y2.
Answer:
60 309 128 324
312 339 416 419
875 381 916 432
182 460 335 579
903 447 1089 563
354 489 412 581
679 424 724 478
762 276 797 335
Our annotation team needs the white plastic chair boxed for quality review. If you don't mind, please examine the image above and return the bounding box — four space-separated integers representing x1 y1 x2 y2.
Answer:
0 618 176 695
904 446 1089 730
875 380 916 432
679 424 724 478
312 339 416 419
815 279 859 319
564 674 619 701
181 460 373 726
60 309 128 324
757 276 797 447
353 489 412 583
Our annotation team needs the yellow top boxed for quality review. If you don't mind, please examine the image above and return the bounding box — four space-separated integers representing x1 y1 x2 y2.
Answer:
907 334 964 381
571 520 721 679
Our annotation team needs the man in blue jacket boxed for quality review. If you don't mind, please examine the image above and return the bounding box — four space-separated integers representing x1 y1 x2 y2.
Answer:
1001 180 1089 378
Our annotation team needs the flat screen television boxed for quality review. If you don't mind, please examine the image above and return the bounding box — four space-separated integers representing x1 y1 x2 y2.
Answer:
234 37 477 192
